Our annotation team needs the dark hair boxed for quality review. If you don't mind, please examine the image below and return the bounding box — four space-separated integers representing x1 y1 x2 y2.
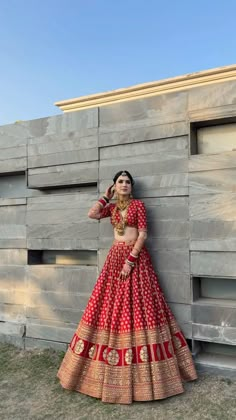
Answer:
113 170 134 186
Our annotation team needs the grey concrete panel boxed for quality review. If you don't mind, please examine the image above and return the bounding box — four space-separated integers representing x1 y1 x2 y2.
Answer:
26 290 91 311
0 334 25 348
27 238 98 250
0 239 26 249
0 303 26 323
26 306 83 324
190 239 236 252
27 191 98 207
27 208 95 225
168 303 191 322
28 132 98 147
99 121 188 147
99 91 188 130
0 225 26 239
149 249 189 274
178 322 192 338
0 198 26 206
0 122 30 148
0 266 26 289
189 103 236 123
190 220 236 241
190 193 236 221
0 321 25 336
28 161 98 188
100 136 188 160
0 249 27 265
0 289 26 305
25 108 98 138
27 221 98 240
25 337 68 351
188 80 236 111
189 152 236 172
0 158 27 173
157 272 191 304
0 145 26 160
192 303 236 327
28 147 98 168
100 157 188 180
26 323 75 343
191 252 236 277
189 169 236 195
192 323 236 345
147 238 189 250
27 266 97 294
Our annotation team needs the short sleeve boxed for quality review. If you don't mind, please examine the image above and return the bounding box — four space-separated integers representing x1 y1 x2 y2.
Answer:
99 203 113 219
137 200 147 231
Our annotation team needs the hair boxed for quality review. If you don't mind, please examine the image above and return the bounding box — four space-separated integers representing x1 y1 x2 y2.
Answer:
113 170 134 186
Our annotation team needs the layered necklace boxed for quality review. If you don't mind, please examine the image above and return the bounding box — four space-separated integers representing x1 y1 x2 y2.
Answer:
111 198 131 236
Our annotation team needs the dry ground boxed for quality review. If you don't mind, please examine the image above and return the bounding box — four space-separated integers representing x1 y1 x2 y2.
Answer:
0 343 235 420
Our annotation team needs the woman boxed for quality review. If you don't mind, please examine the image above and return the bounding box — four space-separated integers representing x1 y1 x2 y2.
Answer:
57 170 197 404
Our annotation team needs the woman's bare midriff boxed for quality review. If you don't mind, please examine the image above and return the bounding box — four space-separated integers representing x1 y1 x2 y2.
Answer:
114 226 138 243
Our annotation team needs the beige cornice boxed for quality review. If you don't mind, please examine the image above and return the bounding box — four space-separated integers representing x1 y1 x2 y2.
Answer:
55 64 236 113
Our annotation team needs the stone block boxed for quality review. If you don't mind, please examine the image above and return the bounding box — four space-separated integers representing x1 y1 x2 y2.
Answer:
26 322 76 343
190 193 236 221
0 249 27 265
99 91 188 130
189 151 236 172
28 161 98 189
192 303 236 327
27 266 97 294
188 80 236 111
192 323 236 345
189 169 236 195
25 337 68 351
99 121 188 147
191 252 236 277
158 272 191 304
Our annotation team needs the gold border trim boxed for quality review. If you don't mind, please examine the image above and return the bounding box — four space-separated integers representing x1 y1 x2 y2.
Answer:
55 65 236 113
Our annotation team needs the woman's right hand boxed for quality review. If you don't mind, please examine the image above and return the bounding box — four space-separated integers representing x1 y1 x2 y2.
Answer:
104 184 115 200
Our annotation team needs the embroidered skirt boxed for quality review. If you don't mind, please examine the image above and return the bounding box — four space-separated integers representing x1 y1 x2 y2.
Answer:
57 241 197 404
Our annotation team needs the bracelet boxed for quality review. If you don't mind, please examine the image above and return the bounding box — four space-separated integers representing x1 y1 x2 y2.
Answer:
125 259 135 267
130 252 138 259
103 195 109 203
98 197 107 208
127 253 138 264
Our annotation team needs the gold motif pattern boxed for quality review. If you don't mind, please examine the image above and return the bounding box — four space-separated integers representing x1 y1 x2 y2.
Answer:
107 349 119 366
89 345 96 359
125 349 133 364
74 339 84 354
140 345 149 362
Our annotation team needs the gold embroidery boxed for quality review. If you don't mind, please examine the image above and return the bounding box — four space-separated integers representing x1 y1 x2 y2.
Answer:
140 346 149 362
125 349 133 364
107 349 119 366
74 339 84 354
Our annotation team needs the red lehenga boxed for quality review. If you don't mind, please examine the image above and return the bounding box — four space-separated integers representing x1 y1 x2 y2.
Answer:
57 199 197 404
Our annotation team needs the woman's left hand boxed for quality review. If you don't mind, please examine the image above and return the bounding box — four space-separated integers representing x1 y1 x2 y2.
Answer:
119 262 132 281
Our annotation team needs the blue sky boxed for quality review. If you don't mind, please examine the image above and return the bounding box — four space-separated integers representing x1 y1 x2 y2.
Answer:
0 0 235 125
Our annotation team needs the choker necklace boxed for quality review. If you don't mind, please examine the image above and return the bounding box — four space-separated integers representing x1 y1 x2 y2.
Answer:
116 198 130 211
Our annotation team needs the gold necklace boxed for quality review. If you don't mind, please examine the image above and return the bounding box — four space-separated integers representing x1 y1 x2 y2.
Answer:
111 199 131 236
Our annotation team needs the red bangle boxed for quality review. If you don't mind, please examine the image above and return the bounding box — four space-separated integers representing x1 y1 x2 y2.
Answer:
98 197 107 207
127 253 138 264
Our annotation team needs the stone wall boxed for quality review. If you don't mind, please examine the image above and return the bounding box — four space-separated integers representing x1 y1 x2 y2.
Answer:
0 79 236 371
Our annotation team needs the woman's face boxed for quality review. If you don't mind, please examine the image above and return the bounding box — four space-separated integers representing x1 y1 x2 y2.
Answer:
115 175 132 197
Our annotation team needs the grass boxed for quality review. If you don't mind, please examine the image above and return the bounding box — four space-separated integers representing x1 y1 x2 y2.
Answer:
0 343 236 420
